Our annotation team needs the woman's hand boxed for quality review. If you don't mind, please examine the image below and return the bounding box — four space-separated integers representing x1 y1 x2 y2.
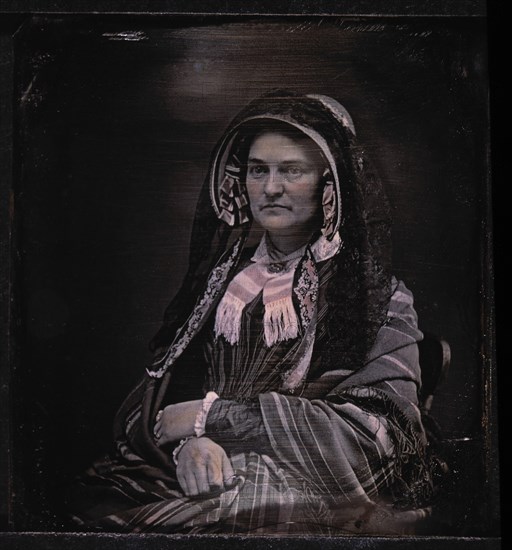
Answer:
176 437 236 497
153 400 202 445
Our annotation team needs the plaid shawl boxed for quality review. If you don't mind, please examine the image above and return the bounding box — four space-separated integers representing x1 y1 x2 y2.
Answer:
67 276 431 534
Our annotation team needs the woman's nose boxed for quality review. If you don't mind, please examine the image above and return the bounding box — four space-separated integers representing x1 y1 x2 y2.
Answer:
263 168 284 196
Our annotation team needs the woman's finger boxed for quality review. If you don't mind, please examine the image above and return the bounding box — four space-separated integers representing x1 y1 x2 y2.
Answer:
176 468 189 496
184 470 199 497
153 412 163 442
193 463 210 495
206 456 223 490
154 408 166 431
221 451 236 487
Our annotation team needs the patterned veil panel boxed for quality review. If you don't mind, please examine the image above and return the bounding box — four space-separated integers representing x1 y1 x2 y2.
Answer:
321 169 337 240
217 153 251 227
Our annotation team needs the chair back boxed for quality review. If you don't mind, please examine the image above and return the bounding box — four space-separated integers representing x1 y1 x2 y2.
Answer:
418 332 451 413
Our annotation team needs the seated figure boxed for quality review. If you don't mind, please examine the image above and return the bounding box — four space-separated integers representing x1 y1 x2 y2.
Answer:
67 90 436 535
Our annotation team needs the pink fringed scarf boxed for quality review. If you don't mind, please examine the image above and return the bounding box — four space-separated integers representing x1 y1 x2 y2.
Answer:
214 232 341 347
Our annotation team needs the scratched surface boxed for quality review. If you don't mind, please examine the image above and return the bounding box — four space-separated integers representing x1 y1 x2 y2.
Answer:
0 0 488 15
0 31 13 529
10 16 494 535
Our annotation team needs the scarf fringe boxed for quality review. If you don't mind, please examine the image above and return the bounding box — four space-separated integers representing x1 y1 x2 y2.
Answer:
264 296 300 347
214 291 246 345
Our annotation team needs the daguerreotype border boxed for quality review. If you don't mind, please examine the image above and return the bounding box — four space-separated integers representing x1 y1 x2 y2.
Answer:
0 1 499 549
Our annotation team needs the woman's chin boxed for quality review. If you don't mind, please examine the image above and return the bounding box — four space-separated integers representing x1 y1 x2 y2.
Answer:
256 211 299 231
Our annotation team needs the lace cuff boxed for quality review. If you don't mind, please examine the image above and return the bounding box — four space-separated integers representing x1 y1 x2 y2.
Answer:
194 391 219 437
172 436 194 466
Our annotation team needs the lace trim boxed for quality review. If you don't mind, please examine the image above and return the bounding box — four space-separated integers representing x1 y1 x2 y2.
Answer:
147 238 242 378
294 250 319 329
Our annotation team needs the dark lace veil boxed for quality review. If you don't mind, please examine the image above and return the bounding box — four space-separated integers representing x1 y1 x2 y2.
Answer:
149 89 393 379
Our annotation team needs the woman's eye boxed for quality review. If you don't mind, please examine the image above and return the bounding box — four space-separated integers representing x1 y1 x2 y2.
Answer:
286 166 304 178
248 166 267 178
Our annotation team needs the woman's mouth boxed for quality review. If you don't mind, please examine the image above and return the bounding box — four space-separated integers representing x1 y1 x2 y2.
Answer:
261 204 290 210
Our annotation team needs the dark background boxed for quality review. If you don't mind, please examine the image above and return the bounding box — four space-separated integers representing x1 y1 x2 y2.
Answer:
11 16 491 534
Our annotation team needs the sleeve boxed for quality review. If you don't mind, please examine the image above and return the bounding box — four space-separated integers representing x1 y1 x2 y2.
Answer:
204 279 425 498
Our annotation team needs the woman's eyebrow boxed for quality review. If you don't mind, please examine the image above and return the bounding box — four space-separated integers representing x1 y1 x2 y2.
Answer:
280 160 312 166
247 157 312 166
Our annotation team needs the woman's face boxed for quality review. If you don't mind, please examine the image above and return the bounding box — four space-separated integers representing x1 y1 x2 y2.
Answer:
245 131 324 238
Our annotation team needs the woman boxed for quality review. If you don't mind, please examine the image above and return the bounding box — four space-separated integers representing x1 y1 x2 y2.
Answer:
67 90 435 534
